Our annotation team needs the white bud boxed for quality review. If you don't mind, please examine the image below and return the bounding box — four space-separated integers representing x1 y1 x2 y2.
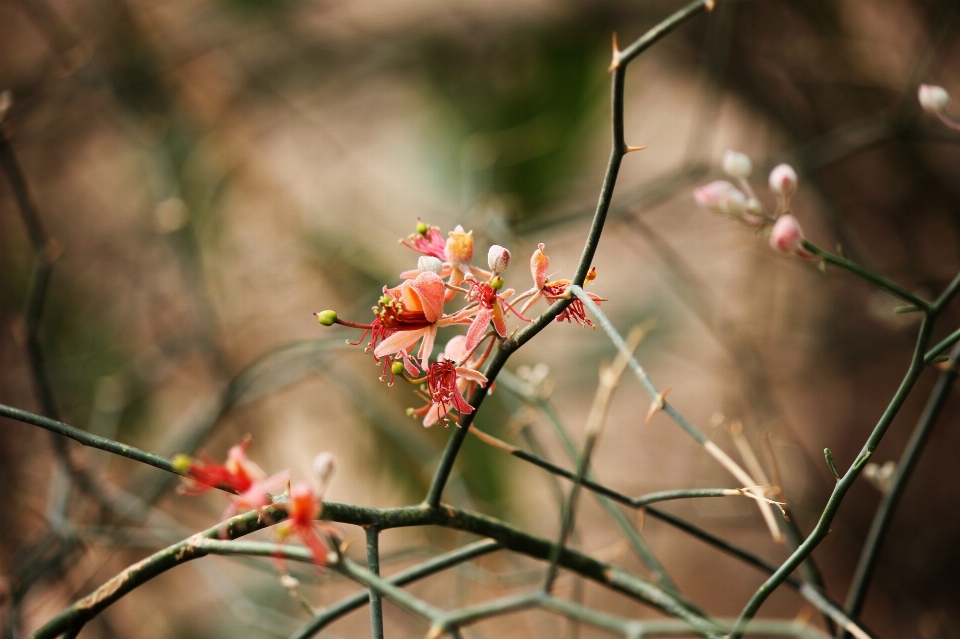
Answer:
417 255 443 274
768 164 798 198
721 151 752 178
918 84 949 115
769 214 804 255
487 245 511 275
693 181 747 216
313 452 336 485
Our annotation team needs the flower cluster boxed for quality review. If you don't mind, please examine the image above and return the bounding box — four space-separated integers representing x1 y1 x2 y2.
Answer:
316 220 604 427
694 152 811 259
174 442 337 566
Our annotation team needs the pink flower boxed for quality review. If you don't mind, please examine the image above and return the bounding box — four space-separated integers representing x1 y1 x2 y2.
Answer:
517 244 604 327
409 337 488 427
693 181 748 217
768 164 798 199
400 222 491 301
277 483 330 567
175 437 289 520
769 214 806 256
462 280 529 353
373 271 472 369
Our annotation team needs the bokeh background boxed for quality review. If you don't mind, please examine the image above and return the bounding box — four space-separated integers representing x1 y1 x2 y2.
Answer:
2 0 960 637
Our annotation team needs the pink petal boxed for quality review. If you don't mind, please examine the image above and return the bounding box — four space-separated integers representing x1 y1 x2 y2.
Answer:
464 308 492 353
374 327 427 360
417 325 437 369
407 271 446 322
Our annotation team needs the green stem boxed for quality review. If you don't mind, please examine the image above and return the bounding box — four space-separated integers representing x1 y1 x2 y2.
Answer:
422 0 711 511
801 241 930 312
924 326 960 363
365 527 385 639
841 340 960 635
289 540 501 639
728 315 933 638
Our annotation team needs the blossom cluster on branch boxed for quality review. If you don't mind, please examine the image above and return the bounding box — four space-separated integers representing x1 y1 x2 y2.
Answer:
315 221 603 428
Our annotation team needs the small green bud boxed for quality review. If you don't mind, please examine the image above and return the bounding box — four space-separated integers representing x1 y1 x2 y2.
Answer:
490 275 504 290
416 221 429 235
315 310 338 326
172 454 193 474
391 361 405 376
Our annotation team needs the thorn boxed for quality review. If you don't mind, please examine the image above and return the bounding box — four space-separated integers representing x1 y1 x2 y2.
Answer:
338 535 355 554
625 145 647 153
637 508 645 531
705 0 716 11
608 33 621 73
424 625 444 639
645 388 671 425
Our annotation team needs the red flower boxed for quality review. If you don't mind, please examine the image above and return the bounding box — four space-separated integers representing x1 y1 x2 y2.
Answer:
175 438 289 520
516 243 604 327
463 280 529 353
408 337 487 427
278 482 330 567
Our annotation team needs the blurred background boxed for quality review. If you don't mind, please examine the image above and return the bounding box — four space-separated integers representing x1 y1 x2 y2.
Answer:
2 0 960 637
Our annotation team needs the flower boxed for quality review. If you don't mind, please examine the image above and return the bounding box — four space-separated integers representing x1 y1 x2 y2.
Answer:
918 84 949 114
768 164 798 199
373 271 472 369
693 181 748 217
722 151 752 178
408 337 488 427
174 437 289 520
769 214 806 256
462 279 529 352
277 482 330 566
516 243 603 326
400 222 491 301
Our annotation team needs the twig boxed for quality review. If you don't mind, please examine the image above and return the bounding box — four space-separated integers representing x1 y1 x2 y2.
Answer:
365 527 385 639
422 0 712 511
841 340 960 635
543 327 646 592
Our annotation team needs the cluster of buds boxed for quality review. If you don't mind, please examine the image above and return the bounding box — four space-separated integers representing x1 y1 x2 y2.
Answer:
918 84 960 131
174 442 337 566
316 220 604 427
694 151 811 259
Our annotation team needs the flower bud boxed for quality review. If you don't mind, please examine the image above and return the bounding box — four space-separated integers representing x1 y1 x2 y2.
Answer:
417 255 443 274
769 214 804 255
172 454 192 474
313 452 336 485
693 181 747 216
315 310 337 326
487 245 511 274
918 84 949 114
768 164 798 198
722 151 752 178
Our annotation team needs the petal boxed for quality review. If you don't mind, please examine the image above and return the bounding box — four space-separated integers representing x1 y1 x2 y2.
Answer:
374 327 426 360
443 335 468 362
464 308 492 353
492 303 508 337
418 325 437 369
456 366 487 386
423 404 443 428
407 271 446 322
530 243 550 289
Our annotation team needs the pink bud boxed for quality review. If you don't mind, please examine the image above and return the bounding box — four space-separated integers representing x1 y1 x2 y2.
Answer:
487 245 511 275
693 181 747 216
769 214 804 255
768 164 798 198
312 452 336 485
918 84 949 114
